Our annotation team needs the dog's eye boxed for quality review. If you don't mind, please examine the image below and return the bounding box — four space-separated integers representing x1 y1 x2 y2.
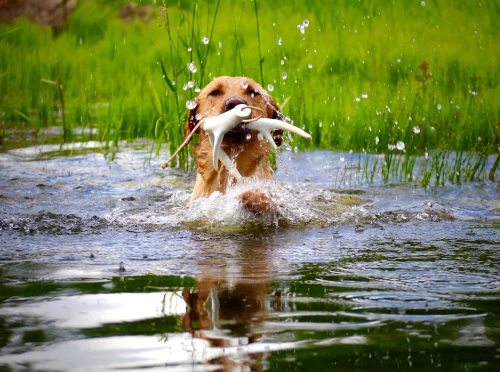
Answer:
209 89 222 97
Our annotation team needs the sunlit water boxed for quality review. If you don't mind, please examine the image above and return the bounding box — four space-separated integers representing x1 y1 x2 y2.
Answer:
0 141 499 371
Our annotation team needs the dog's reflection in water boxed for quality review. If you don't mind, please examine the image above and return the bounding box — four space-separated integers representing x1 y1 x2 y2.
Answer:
181 237 281 368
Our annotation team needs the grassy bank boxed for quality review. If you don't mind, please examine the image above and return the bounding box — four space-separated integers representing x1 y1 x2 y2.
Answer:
0 0 499 184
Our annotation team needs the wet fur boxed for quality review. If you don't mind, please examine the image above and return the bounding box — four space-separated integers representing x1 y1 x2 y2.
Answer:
184 76 283 213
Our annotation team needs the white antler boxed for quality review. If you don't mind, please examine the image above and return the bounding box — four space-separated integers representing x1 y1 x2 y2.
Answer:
246 118 312 149
203 104 251 177
202 104 311 178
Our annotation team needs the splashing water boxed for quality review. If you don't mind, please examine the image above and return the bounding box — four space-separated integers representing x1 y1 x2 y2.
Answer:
111 178 366 230
187 62 197 73
186 100 197 110
183 81 195 91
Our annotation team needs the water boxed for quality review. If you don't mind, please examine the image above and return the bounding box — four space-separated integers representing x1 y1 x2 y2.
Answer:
1 141 499 371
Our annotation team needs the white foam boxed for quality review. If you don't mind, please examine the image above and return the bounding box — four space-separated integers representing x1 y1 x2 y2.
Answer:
111 178 368 229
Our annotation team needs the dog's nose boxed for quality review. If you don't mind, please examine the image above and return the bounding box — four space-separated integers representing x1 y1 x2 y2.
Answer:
224 96 248 112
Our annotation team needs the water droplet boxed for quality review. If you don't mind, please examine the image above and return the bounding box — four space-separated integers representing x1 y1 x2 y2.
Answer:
421 1 426 5
308 63 313 69
355 96 361 102
195 87 201 93
187 46 192 52
425 152 429 160
267 84 274 91
294 146 299 153
202 36 209 44
281 60 285 65
218 41 222 48
165 90 168 96
437 103 442 110
375 136 380 144
277 37 282 46
297 24 305 34
471 90 478 96
241 80 248 89
362 92 368 99
396 141 405 150
195 113 203 120
187 62 197 73
186 100 197 110
340 156 345 162
303 19 309 27
246 133 252 140
282 72 288 79
319 122 323 127
413 126 421 134
397 58 401 63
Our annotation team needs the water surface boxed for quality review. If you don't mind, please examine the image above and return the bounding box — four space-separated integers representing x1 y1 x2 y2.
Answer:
1 141 499 371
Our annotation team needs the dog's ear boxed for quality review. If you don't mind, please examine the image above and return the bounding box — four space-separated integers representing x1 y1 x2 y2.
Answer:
183 106 199 142
265 97 284 147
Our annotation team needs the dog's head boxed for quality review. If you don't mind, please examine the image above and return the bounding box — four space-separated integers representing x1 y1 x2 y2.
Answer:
184 76 283 146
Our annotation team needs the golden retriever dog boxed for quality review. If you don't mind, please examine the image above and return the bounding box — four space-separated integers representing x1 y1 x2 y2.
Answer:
183 76 289 213
176 76 311 214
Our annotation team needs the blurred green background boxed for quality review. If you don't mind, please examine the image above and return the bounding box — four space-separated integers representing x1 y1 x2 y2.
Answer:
1 0 499 182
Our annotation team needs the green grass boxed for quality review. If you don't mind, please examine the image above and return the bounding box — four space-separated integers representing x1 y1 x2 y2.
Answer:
0 0 499 185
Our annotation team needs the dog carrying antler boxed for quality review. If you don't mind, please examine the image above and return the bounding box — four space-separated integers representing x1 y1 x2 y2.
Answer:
162 76 311 214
